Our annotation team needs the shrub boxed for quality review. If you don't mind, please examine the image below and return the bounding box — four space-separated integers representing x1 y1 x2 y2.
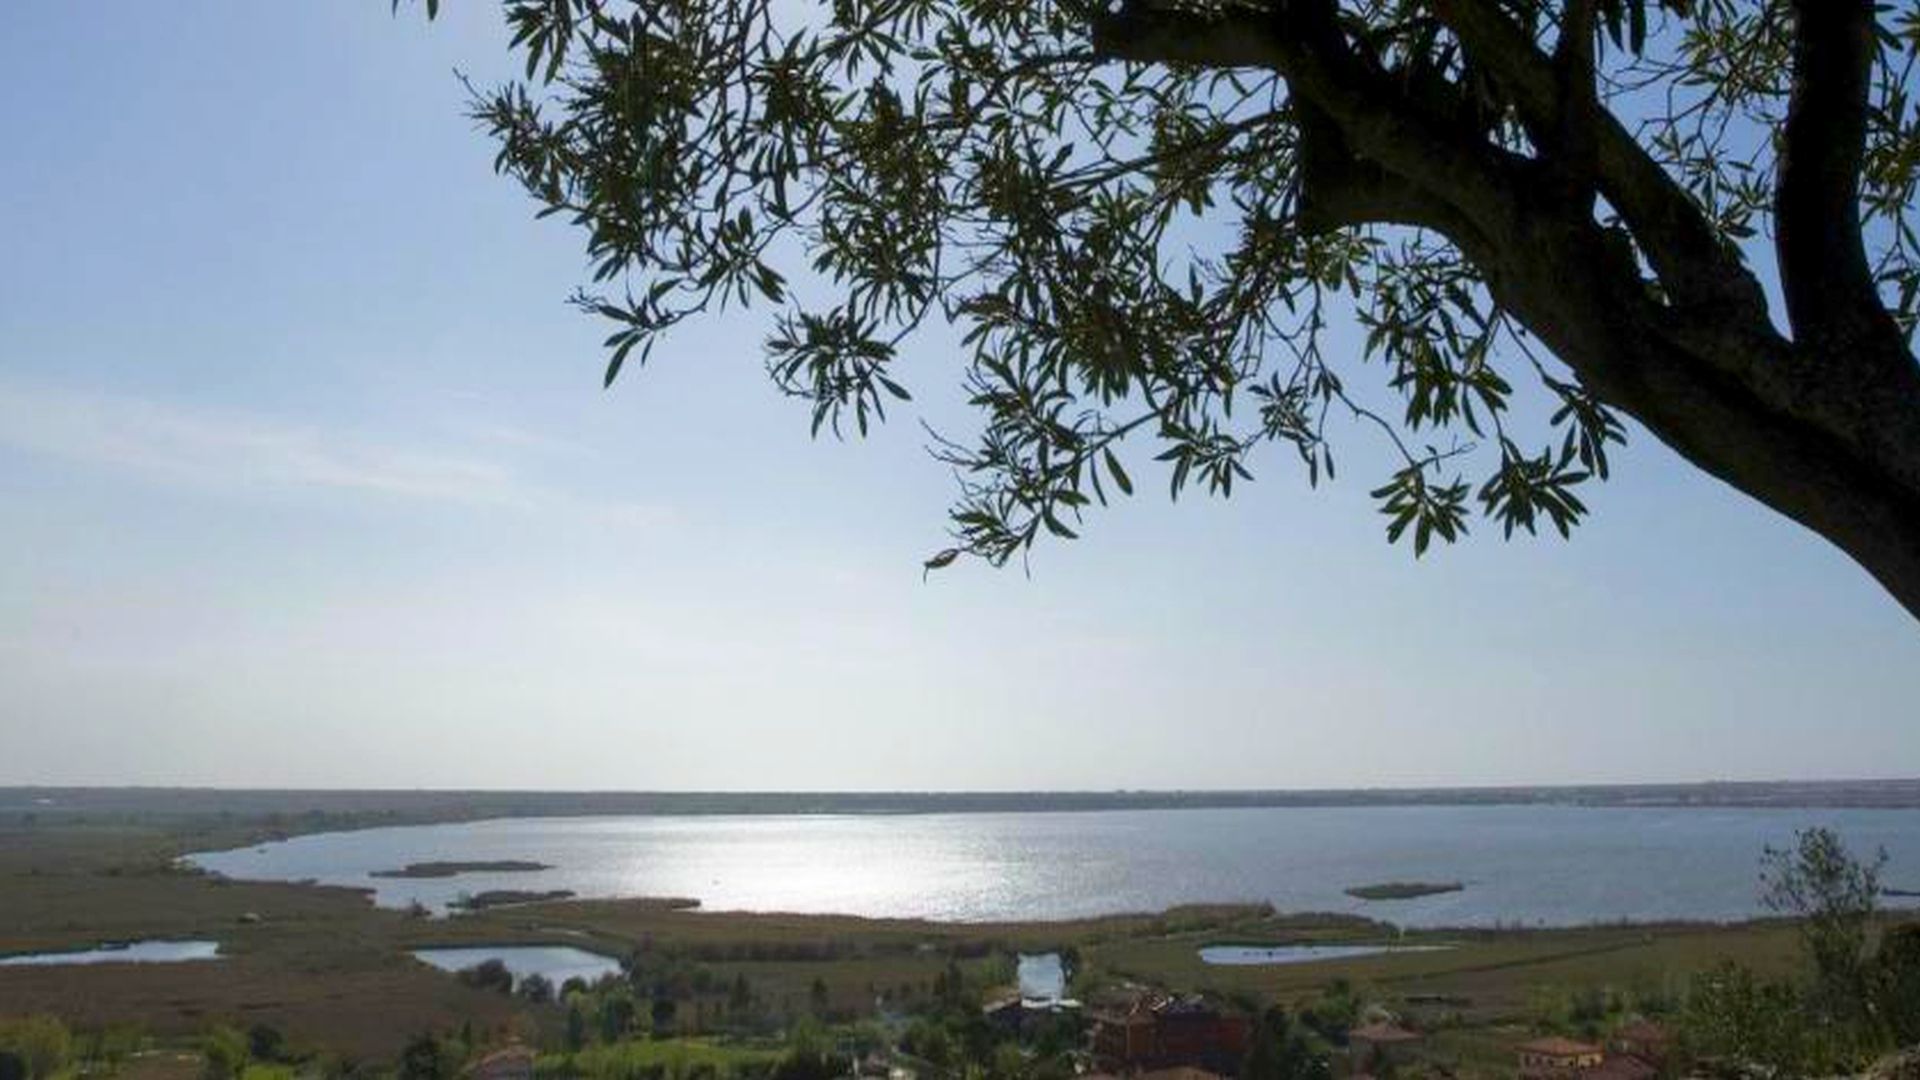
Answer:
519 973 556 1005
201 1026 249 1080
0 1017 69 1080
458 959 515 995
247 1024 287 1063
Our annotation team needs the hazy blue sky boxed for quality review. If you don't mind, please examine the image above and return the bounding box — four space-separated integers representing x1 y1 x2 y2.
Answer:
2 4 1915 791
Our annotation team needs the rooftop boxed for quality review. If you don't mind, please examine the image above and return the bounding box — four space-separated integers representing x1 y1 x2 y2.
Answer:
1350 1022 1422 1044
1517 1036 1603 1057
1612 1019 1669 1043
1582 1055 1658 1080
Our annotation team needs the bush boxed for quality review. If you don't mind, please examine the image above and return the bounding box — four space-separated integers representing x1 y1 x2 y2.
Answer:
1875 923 1920 1046
1677 829 1913 1075
247 1024 287 1063
0 1017 71 1080
567 1005 589 1052
201 1026 249 1080
901 1018 954 1066
398 1033 451 1080
458 959 515 995
1242 1007 1330 1080
596 992 639 1043
519 973 556 1005
1761 826 1885 1021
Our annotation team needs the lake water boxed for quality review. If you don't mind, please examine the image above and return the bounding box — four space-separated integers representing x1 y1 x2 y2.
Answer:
186 806 1920 928
0 940 221 966
1199 944 1452 966
411 945 624 988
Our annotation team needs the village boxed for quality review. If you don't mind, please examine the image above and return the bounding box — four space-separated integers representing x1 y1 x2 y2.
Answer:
979 977 1677 1080
373 950 1688 1080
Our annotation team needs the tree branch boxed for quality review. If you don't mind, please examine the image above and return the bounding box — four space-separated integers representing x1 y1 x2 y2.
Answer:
1292 98 1490 251
1775 0 1903 356
1428 0 1770 321
1549 0 1599 210
1087 3 1283 69
1090 0 1529 252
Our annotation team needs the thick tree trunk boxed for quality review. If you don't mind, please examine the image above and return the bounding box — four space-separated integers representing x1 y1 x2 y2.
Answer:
1570 333 1920 625
1484 222 1920 623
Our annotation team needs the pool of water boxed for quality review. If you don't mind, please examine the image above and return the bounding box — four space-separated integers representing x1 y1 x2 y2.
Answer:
1198 943 1452 966
411 945 624 988
1017 952 1066 1002
0 940 222 966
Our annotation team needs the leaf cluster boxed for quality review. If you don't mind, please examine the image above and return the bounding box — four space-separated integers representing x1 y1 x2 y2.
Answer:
424 0 1919 568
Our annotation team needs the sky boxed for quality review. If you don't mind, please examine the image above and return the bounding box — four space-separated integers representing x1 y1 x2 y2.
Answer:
0 4 1915 792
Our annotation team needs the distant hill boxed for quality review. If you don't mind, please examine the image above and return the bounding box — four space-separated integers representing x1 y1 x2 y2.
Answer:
4 778 1919 828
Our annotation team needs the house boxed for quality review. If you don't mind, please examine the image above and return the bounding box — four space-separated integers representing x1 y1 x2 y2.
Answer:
983 993 1027 1033
1091 999 1159 1066
1580 1055 1657 1080
1607 1020 1669 1066
1515 1036 1604 1079
1348 1022 1423 1071
1090 994 1249 1074
469 1044 534 1080
982 991 1079 1037
1153 996 1249 1070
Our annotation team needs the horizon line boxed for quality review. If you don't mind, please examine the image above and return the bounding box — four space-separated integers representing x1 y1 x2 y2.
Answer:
6 776 1918 796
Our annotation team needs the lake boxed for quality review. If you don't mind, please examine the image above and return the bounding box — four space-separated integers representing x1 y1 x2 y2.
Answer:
1199 944 1452 965
411 945 623 988
0 940 221 966
186 805 1920 928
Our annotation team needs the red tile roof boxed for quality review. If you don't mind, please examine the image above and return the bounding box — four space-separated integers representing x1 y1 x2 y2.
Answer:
1582 1055 1657 1080
1612 1019 1669 1043
1517 1036 1602 1057
1350 1022 1422 1044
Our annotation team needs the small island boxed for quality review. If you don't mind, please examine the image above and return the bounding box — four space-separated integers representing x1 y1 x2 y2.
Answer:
1883 885 1920 898
449 889 577 911
1345 881 1464 901
369 860 552 879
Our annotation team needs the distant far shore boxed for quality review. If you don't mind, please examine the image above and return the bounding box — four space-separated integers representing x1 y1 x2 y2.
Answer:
5 778 1920 826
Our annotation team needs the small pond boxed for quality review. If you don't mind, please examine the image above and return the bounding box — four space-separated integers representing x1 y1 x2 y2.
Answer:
1198 943 1452 966
412 945 624 988
1017 952 1066 1003
0 940 222 967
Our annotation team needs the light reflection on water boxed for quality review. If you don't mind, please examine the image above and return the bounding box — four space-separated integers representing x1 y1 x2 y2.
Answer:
186 806 1920 928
